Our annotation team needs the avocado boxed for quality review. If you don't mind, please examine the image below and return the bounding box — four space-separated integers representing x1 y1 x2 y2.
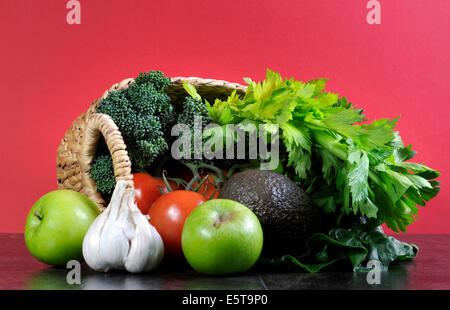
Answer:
218 169 322 255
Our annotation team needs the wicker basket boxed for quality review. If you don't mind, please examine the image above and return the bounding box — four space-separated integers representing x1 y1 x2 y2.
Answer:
56 76 247 211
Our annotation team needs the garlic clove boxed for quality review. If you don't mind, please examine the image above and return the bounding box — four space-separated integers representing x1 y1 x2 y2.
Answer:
125 193 164 273
82 207 110 272
98 182 130 271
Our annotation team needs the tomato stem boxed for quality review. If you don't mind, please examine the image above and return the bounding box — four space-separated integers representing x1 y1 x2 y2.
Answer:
181 162 228 192
191 175 209 192
207 187 221 200
157 185 165 196
161 170 173 192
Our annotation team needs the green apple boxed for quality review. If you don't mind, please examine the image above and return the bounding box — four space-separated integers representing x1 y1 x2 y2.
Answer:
181 199 263 275
25 190 100 266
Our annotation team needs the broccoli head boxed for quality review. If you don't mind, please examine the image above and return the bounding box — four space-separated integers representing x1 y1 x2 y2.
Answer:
90 70 175 196
96 70 175 169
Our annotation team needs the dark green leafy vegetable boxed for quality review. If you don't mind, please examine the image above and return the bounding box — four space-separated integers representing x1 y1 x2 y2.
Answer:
258 227 418 272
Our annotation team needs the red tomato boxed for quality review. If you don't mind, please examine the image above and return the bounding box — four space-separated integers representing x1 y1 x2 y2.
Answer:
133 173 178 214
147 191 207 257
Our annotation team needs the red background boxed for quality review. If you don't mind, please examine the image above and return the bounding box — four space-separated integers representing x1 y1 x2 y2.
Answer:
0 0 448 233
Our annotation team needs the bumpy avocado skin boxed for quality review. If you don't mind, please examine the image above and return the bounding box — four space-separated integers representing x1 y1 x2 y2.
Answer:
219 169 322 255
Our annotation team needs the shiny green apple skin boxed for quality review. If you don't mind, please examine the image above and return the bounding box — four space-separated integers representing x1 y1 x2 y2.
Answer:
24 190 100 266
181 199 263 275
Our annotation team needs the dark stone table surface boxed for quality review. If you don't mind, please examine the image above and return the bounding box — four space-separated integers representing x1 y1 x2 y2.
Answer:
1 234 449 290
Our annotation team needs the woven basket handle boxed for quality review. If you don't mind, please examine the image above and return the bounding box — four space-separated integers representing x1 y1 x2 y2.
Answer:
79 113 133 209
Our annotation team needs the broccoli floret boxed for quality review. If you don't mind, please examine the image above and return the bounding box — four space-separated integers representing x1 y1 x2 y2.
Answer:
90 70 176 197
134 71 172 93
176 94 248 169
89 155 115 199
175 96 213 165
177 96 212 128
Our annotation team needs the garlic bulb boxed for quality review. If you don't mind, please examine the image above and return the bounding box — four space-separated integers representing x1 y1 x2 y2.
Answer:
82 180 164 273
